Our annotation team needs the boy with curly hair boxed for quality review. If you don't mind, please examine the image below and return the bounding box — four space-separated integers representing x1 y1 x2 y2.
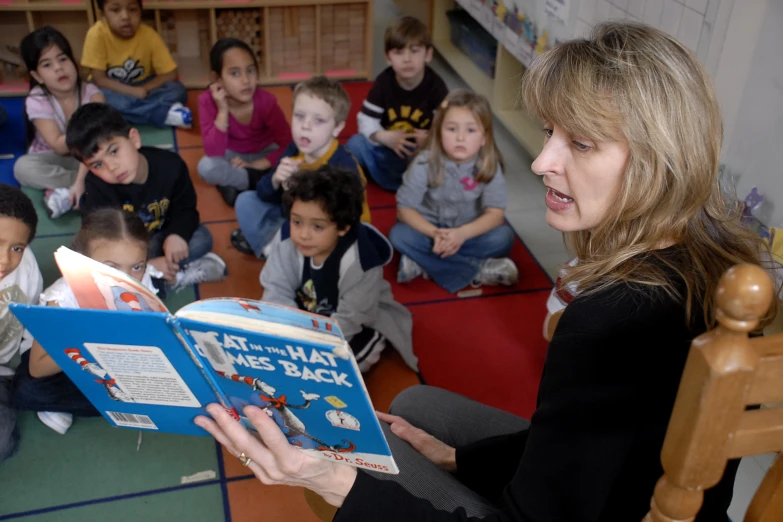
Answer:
260 166 417 373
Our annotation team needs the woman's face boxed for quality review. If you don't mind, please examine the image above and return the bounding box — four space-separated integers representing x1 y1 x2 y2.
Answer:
532 123 630 232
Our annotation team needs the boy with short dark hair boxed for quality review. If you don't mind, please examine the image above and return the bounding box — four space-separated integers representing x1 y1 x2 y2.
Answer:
260 166 417 372
67 103 226 294
0 184 43 461
232 76 371 259
81 0 192 128
346 16 449 191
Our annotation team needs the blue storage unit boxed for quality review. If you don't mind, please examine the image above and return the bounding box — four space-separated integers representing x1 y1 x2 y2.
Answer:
447 9 498 79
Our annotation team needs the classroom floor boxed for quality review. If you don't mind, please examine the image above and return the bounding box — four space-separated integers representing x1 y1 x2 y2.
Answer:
0 0 773 519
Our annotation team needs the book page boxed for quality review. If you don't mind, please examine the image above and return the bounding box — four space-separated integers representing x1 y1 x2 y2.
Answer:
54 246 167 312
83 342 201 407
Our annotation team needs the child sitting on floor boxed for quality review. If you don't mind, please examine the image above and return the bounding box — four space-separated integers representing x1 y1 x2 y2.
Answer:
197 38 291 207
81 0 191 128
260 166 417 372
14 27 105 219
390 89 519 294
232 76 371 259
346 16 448 192
66 103 227 296
0 185 43 460
12 209 158 434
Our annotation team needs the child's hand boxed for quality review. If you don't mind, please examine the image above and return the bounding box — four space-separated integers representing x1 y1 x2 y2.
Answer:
230 156 249 169
411 129 429 149
376 130 417 158
68 179 86 209
272 157 301 190
163 234 189 265
131 86 148 99
210 82 229 111
433 228 466 258
149 256 178 283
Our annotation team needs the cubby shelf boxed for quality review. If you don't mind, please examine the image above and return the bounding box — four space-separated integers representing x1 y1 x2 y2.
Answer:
396 0 543 158
0 0 373 93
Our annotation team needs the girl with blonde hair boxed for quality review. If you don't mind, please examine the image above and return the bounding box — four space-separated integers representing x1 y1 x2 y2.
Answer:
195 22 770 521
390 89 518 293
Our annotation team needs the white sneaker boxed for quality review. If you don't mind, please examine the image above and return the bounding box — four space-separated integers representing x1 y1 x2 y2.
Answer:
172 253 227 292
37 411 73 435
164 102 193 128
473 258 519 287
44 188 72 219
397 255 426 283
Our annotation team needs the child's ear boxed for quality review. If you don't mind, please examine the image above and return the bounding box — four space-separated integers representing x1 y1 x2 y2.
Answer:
128 128 142 150
425 47 434 63
331 120 346 138
385 52 393 66
29 70 43 85
337 224 351 237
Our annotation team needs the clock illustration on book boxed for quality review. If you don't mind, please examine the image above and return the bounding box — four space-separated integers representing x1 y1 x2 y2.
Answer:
326 410 360 431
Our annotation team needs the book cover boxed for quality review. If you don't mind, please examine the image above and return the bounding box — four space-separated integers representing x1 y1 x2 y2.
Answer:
10 305 219 436
53 246 167 312
178 305 396 473
10 249 398 473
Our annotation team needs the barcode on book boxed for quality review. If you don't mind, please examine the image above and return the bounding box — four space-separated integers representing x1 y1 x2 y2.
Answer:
106 411 158 430
203 340 228 366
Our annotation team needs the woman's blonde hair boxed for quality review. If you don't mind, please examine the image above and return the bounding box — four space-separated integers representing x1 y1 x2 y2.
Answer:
521 21 774 326
426 89 504 187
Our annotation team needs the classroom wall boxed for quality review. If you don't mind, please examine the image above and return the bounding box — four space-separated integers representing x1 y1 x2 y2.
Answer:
571 0 782 226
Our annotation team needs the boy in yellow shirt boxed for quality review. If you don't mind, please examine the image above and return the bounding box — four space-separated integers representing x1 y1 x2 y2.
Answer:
81 0 192 128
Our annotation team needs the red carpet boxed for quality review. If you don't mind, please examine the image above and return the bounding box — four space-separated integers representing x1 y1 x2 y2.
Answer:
411 292 550 418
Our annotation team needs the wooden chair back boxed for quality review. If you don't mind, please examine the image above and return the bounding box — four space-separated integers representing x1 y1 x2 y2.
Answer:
644 264 783 522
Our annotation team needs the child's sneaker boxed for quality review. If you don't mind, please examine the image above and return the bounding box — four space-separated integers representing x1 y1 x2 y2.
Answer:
164 102 193 129
172 253 227 292
473 258 519 287
44 188 72 219
37 411 73 434
397 255 426 283
230 228 255 256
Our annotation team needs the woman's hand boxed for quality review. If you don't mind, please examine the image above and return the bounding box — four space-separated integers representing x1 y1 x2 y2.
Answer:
377 411 457 472
196 404 358 507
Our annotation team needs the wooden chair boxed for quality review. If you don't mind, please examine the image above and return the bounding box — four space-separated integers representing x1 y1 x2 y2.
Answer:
644 264 783 522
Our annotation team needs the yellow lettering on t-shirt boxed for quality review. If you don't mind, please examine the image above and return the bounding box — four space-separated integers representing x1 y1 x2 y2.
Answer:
400 106 411 119
387 108 398 121
410 109 422 122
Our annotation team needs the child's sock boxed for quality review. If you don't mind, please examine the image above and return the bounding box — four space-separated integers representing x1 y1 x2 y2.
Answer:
164 102 193 129
44 188 73 219
37 411 73 435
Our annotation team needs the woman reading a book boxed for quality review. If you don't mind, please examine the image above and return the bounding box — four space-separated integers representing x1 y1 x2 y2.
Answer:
195 22 775 521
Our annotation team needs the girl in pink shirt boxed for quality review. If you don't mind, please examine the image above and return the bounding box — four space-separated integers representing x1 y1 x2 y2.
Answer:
197 38 291 206
14 27 105 218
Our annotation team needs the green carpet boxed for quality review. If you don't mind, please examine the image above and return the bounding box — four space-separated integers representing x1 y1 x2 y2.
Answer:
1 124 213 521
7 486 225 522
0 413 219 518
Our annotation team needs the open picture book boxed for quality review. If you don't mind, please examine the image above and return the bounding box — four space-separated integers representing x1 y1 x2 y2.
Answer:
10 247 397 474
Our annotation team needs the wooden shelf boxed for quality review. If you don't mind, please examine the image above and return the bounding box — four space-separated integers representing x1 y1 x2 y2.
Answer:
407 0 544 158
1 0 372 92
0 2 91 11
145 0 368 9
496 109 543 157
433 38 494 102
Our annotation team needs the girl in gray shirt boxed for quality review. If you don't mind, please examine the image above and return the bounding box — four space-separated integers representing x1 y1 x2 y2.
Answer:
389 90 518 293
